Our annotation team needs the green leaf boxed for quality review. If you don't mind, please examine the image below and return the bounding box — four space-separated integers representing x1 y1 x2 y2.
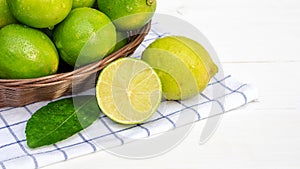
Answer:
25 95 100 148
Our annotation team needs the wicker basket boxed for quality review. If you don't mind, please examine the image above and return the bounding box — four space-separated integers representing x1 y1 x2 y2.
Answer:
0 22 151 108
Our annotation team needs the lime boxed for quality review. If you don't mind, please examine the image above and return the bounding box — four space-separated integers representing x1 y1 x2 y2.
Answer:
97 0 156 31
108 31 129 54
0 0 17 28
7 0 72 28
142 36 218 100
72 0 96 9
0 24 59 79
114 31 129 51
53 7 116 67
96 58 162 124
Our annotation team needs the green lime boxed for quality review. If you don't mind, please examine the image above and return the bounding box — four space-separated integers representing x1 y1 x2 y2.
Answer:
53 7 116 67
114 31 129 51
7 0 72 28
96 58 162 124
108 31 129 54
72 0 96 8
142 36 218 100
0 24 59 79
97 0 156 31
0 0 17 28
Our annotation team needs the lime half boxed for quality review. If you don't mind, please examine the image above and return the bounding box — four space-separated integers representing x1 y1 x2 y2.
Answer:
96 58 162 124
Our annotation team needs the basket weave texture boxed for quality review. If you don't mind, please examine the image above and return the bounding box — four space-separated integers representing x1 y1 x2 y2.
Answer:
0 22 151 108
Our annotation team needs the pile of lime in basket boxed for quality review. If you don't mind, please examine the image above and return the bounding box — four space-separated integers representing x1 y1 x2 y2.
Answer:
0 0 218 148
0 0 156 78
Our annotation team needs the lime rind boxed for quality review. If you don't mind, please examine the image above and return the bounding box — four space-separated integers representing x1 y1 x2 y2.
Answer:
171 36 218 77
7 0 72 28
97 0 156 31
53 7 116 67
0 0 17 28
72 0 96 9
142 47 200 100
141 35 218 100
0 24 59 79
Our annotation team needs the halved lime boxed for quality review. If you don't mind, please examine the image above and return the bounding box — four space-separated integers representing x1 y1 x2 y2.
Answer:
96 58 162 124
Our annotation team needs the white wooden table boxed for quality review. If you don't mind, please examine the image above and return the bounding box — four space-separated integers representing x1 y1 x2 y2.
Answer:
44 0 300 168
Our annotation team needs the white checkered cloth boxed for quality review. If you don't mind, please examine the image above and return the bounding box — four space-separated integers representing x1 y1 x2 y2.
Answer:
0 24 258 169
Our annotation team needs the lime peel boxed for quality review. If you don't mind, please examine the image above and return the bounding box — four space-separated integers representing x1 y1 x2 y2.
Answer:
142 35 218 101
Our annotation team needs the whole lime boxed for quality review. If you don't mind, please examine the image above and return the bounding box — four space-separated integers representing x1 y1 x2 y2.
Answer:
72 0 96 8
0 0 17 28
0 24 59 79
97 0 156 31
7 0 72 28
53 7 116 67
142 36 218 100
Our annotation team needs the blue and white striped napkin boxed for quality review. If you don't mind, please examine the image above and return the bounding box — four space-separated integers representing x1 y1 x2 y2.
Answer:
0 23 258 169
